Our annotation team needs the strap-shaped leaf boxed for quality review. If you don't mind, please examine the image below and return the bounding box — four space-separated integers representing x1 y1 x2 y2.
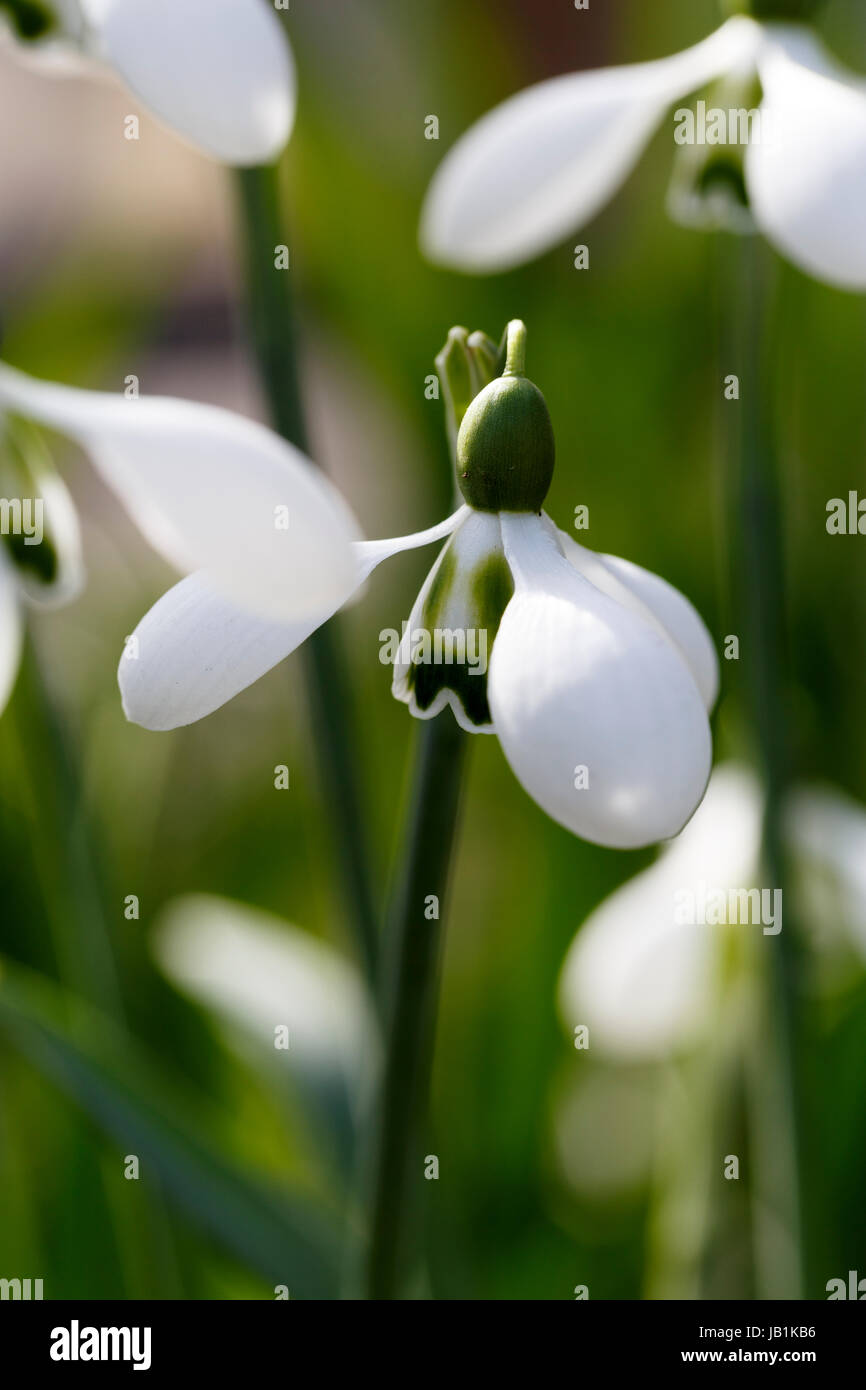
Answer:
0 962 345 1299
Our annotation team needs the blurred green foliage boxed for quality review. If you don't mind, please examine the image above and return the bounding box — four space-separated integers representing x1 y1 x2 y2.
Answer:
1 0 865 1299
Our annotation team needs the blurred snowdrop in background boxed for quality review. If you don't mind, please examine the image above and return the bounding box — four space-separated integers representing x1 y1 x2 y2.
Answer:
422 5 866 289
0 0 295 166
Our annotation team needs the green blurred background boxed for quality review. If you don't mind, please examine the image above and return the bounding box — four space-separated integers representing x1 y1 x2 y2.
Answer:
1 0 865 1300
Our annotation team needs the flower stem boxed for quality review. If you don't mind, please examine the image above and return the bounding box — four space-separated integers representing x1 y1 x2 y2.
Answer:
364 711 467 1299
721 233 805 1299
234 163 379 982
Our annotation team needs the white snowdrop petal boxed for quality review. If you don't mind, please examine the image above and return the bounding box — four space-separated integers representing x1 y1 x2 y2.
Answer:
0 363 362 621
747 28 866 291
489 513 712 848
86 0 295 164
152 894 375 1084
561 867 713 1060
119 511 466 729
557 527 718 710
558 764 762 1059
421 16 762 272
118 568 354 731
786 785 866 959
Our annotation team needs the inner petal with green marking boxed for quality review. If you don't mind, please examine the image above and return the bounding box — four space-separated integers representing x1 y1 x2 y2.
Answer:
392 510 514 732
0 0 59 41
0 414 82 602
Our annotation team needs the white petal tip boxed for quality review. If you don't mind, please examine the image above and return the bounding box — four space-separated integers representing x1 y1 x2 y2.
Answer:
98 0 297 166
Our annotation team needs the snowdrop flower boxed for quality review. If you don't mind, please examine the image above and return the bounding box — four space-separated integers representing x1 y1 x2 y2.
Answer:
152 893 377 1093
152 894 378 1172
785 784 866 962
559 765 761 1061
558 763 866 1061
0 0 295 164
0 358 359 709
119 320 716 851
422 1 866 291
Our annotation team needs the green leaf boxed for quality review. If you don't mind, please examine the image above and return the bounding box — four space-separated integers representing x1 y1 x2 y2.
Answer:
0 962 345 1299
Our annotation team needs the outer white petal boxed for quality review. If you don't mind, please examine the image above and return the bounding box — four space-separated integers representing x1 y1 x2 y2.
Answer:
82 0 295 164
119 570 343 730
556 526 718 710
489 514 712 848
152 894 376 1088
746 28 866 291
558 765 762 1060
421 16 762 272
121 516 460 730
0 554 23 715
0 363 361 622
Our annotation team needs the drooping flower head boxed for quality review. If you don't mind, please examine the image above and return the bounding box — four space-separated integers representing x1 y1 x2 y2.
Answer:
116 320 717 850
421 0 866 291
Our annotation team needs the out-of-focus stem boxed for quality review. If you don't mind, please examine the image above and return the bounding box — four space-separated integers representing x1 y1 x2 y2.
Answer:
8 636 182 1297
234 163 379 983
723 234 805 1300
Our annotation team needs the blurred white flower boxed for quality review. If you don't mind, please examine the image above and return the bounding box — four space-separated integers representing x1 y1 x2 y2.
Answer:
421 12 866 290
119 324 716 851
0 0 295 165
152 893 376 1092
785 784 866 961
552 1063 657 1201
0 360 359 711
558 764 866 1061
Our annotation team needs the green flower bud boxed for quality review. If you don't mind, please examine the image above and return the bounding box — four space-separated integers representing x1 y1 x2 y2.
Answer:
0 0 57 40
722 0 825 20
456 320 555 514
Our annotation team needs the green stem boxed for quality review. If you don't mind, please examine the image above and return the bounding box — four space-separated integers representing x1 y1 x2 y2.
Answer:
723 233 805 1299
11 637 123 1014
365 712 467 1299
234 163 379 982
